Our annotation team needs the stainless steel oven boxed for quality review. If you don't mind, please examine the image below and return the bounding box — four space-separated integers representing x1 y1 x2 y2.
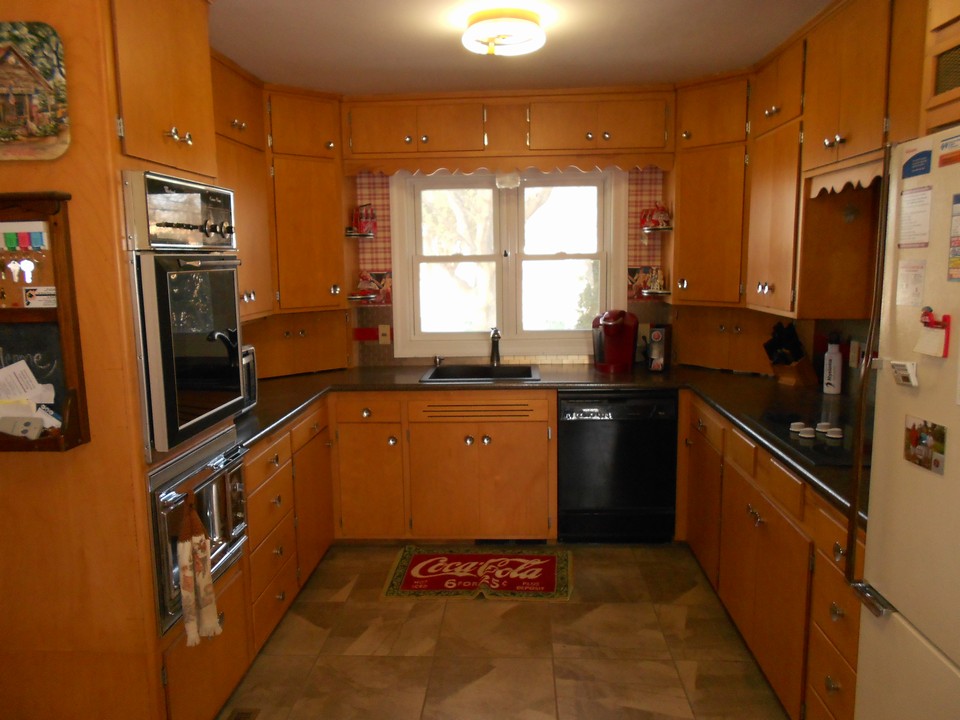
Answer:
149 425 247 635
123 171 247 456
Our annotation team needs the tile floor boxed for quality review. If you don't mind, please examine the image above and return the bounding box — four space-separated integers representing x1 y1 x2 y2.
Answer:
218 543 789 720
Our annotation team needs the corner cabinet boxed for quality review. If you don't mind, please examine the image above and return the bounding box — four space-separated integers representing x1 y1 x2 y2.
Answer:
111 0 217 176
748 40 805 139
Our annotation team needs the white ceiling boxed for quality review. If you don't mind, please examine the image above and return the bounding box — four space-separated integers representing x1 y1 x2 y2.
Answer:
208 0 834 97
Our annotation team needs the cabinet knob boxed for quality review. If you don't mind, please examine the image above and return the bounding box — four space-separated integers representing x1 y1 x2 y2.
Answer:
833 541 846 564
330 284 341 295
681 130 691 140
733 325 742 334
763 106 780 118
718 324 726 333
823 136 836 148
387 435 398 446
762 282 773 295
420 134 429 143
274 544 284 557
829 601 845 622
299 329 307 337
276 590 286 602
270 453 280 467
834 133 846 145
684 438 694 446
677 278 688 290
326 140 335 149
231 118 247 131
465 435 475 446
601 131 611 141
361 407 372 418
585 131 594 141
824 675 841 694
696 418 705 432
273 494 283 507
164 126 193 146
404 135 413 144
481 435 492 446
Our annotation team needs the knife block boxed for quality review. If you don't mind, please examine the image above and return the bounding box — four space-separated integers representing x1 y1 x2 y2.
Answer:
772 357 818 387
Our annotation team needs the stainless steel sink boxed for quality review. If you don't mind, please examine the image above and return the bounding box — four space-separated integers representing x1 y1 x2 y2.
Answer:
419 364 541 383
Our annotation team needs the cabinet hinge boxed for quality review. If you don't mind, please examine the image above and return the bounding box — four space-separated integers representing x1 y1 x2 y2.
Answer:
268 133 274 149
739 282 744 297
116 116 125 139
745 119 750 136
791 288 797 303
275 290 280 302
664 129 668 143
883 116 890 134
161 665 167 686
809 548 815 572
744 152 749 166
267 98 272 114
799 129 804 146
547 426 552 441
269 164 275 177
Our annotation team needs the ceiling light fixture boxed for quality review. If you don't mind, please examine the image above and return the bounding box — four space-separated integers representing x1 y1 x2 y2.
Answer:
461 8 546 57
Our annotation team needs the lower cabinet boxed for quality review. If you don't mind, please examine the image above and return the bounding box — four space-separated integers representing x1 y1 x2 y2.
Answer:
162 561 250 720
290 402 334 581
682 395 725 587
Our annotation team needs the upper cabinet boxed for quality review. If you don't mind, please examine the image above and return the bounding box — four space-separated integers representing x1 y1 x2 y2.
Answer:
112 0 217 177
343 101 485 155
676 77 748 148
211 56 266 151
921 0 960 132
528 94 673 151
748 40 805 139
802 0 890 172
270 91 341 158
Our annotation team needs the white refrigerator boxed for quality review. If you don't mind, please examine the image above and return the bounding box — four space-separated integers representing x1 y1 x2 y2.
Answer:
855 127 960 718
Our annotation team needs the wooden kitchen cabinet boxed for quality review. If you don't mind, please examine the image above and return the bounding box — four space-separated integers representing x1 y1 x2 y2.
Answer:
211 56 266 150
290 402 334 582
332 394 406 538
344 101 486 154
528 95 672 151
682 396 724 588
240 311 351 377
802 0 890 172
748 39 804 139
745 118 801 315
666 142 745 305
676 76 748 149
272 154 345 310
111 0 217 176
162 560 250 720
407 391 553 539
215 135 274 319
270 91 341 158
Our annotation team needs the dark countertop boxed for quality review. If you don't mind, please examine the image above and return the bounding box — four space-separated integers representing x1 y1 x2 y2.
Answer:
235 363 869 522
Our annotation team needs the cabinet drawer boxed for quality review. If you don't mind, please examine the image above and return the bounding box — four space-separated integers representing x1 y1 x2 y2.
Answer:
408 396 549 422
249 510 297 600
755 452 804 519
247 463 295 548
252 554 298 650
725 427 757 476
807 623 857 720
807 501 865 577
812 553 862 670
690 397 725 451
336 394 402 422
245 431 292 494
291 404 328 452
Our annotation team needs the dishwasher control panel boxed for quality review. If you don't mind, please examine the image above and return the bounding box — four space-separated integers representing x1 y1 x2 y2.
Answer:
562 407 613 421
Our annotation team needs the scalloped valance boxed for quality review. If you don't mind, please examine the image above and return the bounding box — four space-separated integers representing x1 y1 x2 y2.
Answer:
807 152 884 198
342 152 674 176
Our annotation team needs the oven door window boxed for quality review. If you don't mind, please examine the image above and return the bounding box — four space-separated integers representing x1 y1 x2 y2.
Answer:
154 255 243 440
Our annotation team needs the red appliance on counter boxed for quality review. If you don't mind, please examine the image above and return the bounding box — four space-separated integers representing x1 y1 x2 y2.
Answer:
592 310 638 373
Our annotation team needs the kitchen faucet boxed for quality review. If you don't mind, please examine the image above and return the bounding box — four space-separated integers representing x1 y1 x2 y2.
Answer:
490 327 501 366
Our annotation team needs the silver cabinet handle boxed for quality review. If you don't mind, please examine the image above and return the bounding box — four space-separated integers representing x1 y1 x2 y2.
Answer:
833 541 846 564
763 105 780 118
299 329 307 337
404 135 413 144
330 284 341 295
824 676 841 694
756 281 764 294
696 418 705 432
273 494 283 507
733 325 742 334
823 136 836 148
681 130 691 139
482 435 492 446
677 278 688 289
762 282 773 295
718 324 726 333
829 602 845 622
684 438 694 446
834 133 846 145
601 131 611 141
387 436 398 446
465 435 475 446
585 131 594 141
325 140 335 149
361 407 372 418
420 134 429 143
276 590 286 602
311 423 320 433
164 126 193 146
269 453 280 468
273 545 284 557
231 119 247 131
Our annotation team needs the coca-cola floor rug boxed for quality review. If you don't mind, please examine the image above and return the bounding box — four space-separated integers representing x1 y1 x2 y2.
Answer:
383 545 572 600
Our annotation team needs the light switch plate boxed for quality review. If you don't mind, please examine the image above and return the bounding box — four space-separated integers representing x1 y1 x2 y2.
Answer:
378 324 391 345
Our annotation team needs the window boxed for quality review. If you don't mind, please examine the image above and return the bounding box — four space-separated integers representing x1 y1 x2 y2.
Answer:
391 169 627 358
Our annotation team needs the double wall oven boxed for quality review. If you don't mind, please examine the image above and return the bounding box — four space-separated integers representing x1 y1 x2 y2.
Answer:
123 171 251 634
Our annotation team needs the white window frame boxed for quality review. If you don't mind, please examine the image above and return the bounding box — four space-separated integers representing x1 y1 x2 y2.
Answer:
390 168 628 359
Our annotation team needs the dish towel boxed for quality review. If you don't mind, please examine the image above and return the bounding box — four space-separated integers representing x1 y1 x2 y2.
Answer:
177 494 222 646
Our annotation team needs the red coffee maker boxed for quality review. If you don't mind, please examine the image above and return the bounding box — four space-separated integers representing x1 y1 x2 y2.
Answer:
592 310 639 373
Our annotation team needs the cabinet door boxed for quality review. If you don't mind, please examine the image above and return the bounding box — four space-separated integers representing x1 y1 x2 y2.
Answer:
751 493 813 720
408 423 481 538
717 464 759 638
163 564 249 720
685 423 723 587
677 77 748 148
597 98 670 149
417 103 486 152
270 93 340 158
528 101 597 150
273 155 344 310
112 0 217 176
293 427 334 581
211 57 265 150
749 40 804 138
346 104 419 154
745 119 800 314
215 136 274 319
478 421 550 538
336 423 406 538
671 144 745 304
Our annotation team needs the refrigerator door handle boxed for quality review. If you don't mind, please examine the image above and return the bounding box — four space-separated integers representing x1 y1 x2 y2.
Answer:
852 581 896 618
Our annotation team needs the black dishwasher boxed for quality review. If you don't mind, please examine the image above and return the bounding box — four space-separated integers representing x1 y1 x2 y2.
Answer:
557 390 677 542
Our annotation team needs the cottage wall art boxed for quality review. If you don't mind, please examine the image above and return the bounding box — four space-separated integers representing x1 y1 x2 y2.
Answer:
0 22 69 160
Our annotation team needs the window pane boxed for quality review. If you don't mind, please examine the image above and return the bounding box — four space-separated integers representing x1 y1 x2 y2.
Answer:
521 259 600 331
419 261 496 332
523 185 598 254
420 188 495 256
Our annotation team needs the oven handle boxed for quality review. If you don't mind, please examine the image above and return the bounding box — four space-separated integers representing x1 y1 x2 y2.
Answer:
177 257 241 269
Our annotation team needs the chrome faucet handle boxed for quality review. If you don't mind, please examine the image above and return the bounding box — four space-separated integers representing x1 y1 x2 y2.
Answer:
434 355 444 367
490 327 501 339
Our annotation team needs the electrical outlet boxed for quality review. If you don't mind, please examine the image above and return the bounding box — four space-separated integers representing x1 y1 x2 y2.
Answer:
378 324 391 345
